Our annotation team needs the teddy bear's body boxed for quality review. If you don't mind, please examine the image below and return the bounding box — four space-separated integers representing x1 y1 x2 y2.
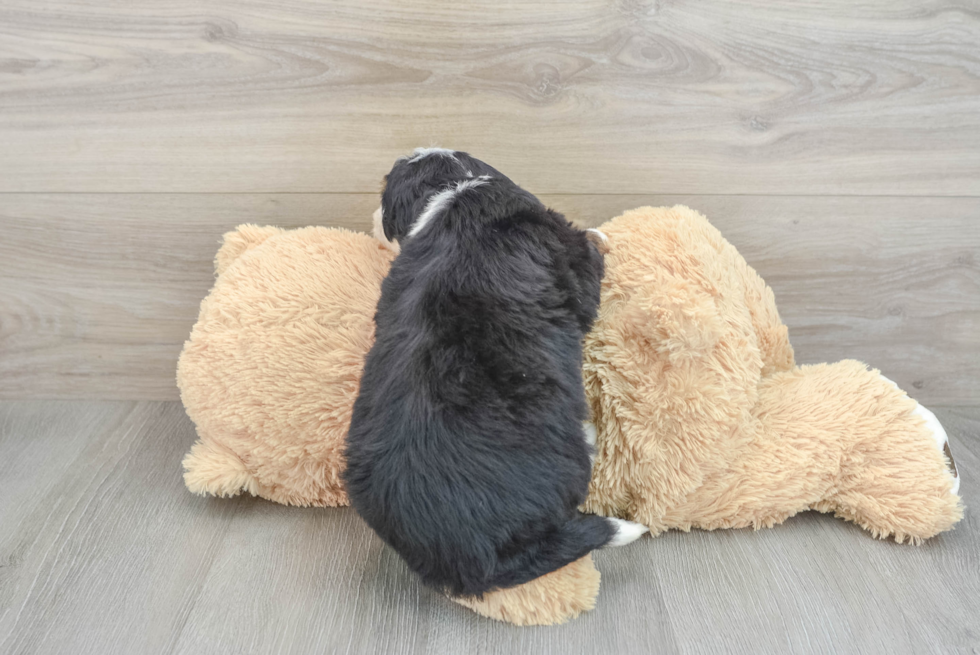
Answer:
178 206 961 626
582 208 960 543
180 225 394 507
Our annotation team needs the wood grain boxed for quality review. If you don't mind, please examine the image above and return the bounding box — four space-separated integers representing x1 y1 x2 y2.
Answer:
2 1 977 650
1 0 978 194
0 401 977 654
2 193 977 404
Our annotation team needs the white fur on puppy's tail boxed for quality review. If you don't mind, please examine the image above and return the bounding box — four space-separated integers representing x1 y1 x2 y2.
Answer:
605 517 649 546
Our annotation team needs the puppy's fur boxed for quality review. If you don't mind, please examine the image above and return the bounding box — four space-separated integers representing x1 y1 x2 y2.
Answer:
344 149 646 597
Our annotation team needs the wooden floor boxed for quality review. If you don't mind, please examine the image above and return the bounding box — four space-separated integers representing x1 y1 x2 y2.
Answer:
2 1 979 653
0 401 976 654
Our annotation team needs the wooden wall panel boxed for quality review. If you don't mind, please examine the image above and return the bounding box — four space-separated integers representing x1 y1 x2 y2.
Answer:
1 194 977 403
1 0 978 194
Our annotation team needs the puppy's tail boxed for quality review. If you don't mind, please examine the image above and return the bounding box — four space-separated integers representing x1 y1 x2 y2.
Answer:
484 513 648 592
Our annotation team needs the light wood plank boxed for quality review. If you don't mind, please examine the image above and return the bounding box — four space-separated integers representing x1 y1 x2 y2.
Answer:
0 401 239 654
0 401 976 654
1 193 977 403
1 0 978 194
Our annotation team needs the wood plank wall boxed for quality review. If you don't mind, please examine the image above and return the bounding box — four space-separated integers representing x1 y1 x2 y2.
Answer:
1 1 978 403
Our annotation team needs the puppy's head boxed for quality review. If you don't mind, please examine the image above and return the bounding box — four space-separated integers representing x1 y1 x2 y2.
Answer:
374 148 502 251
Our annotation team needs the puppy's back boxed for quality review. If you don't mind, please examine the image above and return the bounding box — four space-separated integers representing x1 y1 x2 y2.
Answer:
345 177 625 596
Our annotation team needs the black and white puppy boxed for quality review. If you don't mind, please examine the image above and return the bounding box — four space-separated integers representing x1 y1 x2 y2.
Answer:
344 148 647 598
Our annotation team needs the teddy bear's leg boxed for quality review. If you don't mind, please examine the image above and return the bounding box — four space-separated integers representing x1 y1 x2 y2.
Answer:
451 555 601 626
813 367 962 542
667 360 962 542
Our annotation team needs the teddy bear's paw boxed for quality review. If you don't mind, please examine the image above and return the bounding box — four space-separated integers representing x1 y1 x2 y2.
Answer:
605 518 649 546
880 374 960 496
912 403 959 496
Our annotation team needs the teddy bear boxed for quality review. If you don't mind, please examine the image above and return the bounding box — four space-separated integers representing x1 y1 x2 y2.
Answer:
177 205 962 626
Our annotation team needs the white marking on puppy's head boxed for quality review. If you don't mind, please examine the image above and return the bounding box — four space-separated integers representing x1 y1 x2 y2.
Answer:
408 188 457 238
372 205 400 254
455 175 491 193
407 176 491 238
405 147 458 164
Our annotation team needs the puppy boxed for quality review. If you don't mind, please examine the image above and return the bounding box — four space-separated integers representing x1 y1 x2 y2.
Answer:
344 148 647 598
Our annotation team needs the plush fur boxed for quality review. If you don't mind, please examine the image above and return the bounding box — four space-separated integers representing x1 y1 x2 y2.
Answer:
177 204 963 625
454 554 601 625
180 225 394 506
581 207 962 543
343 150 637 598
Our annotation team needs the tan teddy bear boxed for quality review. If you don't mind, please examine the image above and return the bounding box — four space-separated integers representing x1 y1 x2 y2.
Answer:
178 206 961 626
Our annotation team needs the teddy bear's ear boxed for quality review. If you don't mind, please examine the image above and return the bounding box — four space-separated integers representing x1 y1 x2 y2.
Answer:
214 224 284 276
